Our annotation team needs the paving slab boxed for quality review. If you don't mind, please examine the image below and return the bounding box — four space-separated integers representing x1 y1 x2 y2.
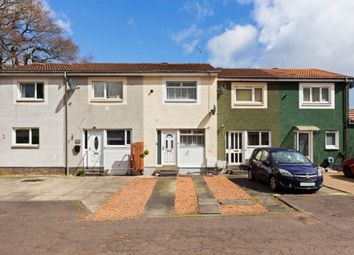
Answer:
143 177 176 217
192 176 220 214
0 176 136 213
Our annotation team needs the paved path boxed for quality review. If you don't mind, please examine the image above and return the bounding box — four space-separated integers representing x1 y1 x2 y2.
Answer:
143 177 176 217
0 176 135 213
324 173 354 194
192 176 220 214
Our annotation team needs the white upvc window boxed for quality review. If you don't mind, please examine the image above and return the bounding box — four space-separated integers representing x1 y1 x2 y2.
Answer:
325 131 339 150
12 128 39 147
299 83 335 109
92 81 123 101
106 130 131 146
231 82 267 109
179 129 205 147
17 82 44 101
247 131 271 147
165 81 198 102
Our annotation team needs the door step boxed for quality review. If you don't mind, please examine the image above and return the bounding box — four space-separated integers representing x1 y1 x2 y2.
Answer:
155 167 179 176
84 168 107 176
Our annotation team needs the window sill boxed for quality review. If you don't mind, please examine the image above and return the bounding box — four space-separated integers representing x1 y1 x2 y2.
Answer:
11 145 39 149
164 100 197 103
300 103 333 109
91 99 124 103
325 146 339 151
17 99 44 103
247 145 270 148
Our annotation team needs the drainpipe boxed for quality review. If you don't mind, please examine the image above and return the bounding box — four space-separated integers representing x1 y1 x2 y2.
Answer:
64 72 69 175
344 78 350 161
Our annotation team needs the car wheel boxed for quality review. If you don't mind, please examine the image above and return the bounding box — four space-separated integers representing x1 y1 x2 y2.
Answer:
343 165 352 177
269 176 278 191
248 169 256 181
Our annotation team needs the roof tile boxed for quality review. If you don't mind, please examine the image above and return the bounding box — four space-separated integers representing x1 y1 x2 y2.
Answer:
219 68 351 79
1 63 216 73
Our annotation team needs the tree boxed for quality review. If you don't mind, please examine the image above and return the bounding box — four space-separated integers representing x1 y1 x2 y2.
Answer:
0 0 78 68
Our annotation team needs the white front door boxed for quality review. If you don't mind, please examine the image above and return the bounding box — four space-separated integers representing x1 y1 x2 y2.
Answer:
227 131 243 165
162 130 177 165
296 131 313 161
87 130 103 167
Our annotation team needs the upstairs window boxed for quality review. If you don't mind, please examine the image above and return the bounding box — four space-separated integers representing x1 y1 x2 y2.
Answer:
13 128 39 147
165 81 197 102
106 130 131 146
231 82 267 108
300 83 334 109
18 82 44 101
93 81 123 100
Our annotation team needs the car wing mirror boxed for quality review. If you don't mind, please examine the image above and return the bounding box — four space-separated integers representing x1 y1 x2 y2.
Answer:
262 160 271 167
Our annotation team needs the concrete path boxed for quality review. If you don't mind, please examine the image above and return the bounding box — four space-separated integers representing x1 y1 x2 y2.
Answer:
324 173 354 194
192 176 220 214
143 177 176 217
0 176 135 213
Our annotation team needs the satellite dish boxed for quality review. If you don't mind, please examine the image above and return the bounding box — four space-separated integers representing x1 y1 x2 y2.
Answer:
68 78 78 90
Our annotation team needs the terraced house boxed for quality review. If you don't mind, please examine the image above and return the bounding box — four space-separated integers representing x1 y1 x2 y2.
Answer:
0 64 352 175
217 68 353 169
0 63 218 175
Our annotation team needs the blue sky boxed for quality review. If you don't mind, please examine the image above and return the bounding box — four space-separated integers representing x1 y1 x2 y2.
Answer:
47 0 354 107
47 0 254 63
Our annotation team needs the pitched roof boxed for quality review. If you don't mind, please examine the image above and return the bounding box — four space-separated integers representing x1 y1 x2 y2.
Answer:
219 68 352 79
1 63 217 73
349 110 354 123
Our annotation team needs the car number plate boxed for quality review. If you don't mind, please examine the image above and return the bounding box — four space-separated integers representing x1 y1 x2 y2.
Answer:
300 182 316 187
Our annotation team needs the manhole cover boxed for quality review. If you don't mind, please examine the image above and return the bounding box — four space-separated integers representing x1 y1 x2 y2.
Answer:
21 178 45 183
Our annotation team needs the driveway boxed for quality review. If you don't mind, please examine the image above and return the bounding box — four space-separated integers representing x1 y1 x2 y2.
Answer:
0 176 135 213
324 173 354 194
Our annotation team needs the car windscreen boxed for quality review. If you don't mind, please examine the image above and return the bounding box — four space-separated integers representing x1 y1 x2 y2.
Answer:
270 150 312 165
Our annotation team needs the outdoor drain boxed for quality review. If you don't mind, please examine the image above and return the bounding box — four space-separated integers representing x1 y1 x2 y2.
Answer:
21 178 45 183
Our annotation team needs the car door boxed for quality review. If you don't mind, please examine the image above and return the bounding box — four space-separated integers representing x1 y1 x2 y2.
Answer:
250 149 263 179
258 150 271 182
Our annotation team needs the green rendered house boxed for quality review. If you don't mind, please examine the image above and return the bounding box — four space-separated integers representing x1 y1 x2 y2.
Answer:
217 68 353 168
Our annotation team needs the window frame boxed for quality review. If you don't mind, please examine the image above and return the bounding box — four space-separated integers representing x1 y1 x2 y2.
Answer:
17 82 44 102
299 83 335 109
163 79 200 104
231 82 268 109
246 131 271 148
105 129 131 147
91 81 124 102
179 129 205 147
12 127 40 148
325 131 339 150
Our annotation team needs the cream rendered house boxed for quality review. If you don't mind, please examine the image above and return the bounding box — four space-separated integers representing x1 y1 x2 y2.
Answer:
142 69 218 175
0 63 218 175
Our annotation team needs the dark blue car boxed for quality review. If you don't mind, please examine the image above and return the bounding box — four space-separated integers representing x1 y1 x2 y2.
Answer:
248 147 323 192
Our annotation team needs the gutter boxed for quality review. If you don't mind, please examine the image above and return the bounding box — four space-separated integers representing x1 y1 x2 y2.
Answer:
217 78 352 82
344 78 350 160
63 72 69 175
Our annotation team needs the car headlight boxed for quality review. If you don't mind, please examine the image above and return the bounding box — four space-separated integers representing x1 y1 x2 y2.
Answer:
278 168 293 177
317 167 322 176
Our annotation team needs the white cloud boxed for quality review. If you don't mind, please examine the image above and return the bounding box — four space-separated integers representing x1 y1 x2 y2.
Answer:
207 24 258 67
207 0 354 75
183 0 214 21
41 0 73 35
